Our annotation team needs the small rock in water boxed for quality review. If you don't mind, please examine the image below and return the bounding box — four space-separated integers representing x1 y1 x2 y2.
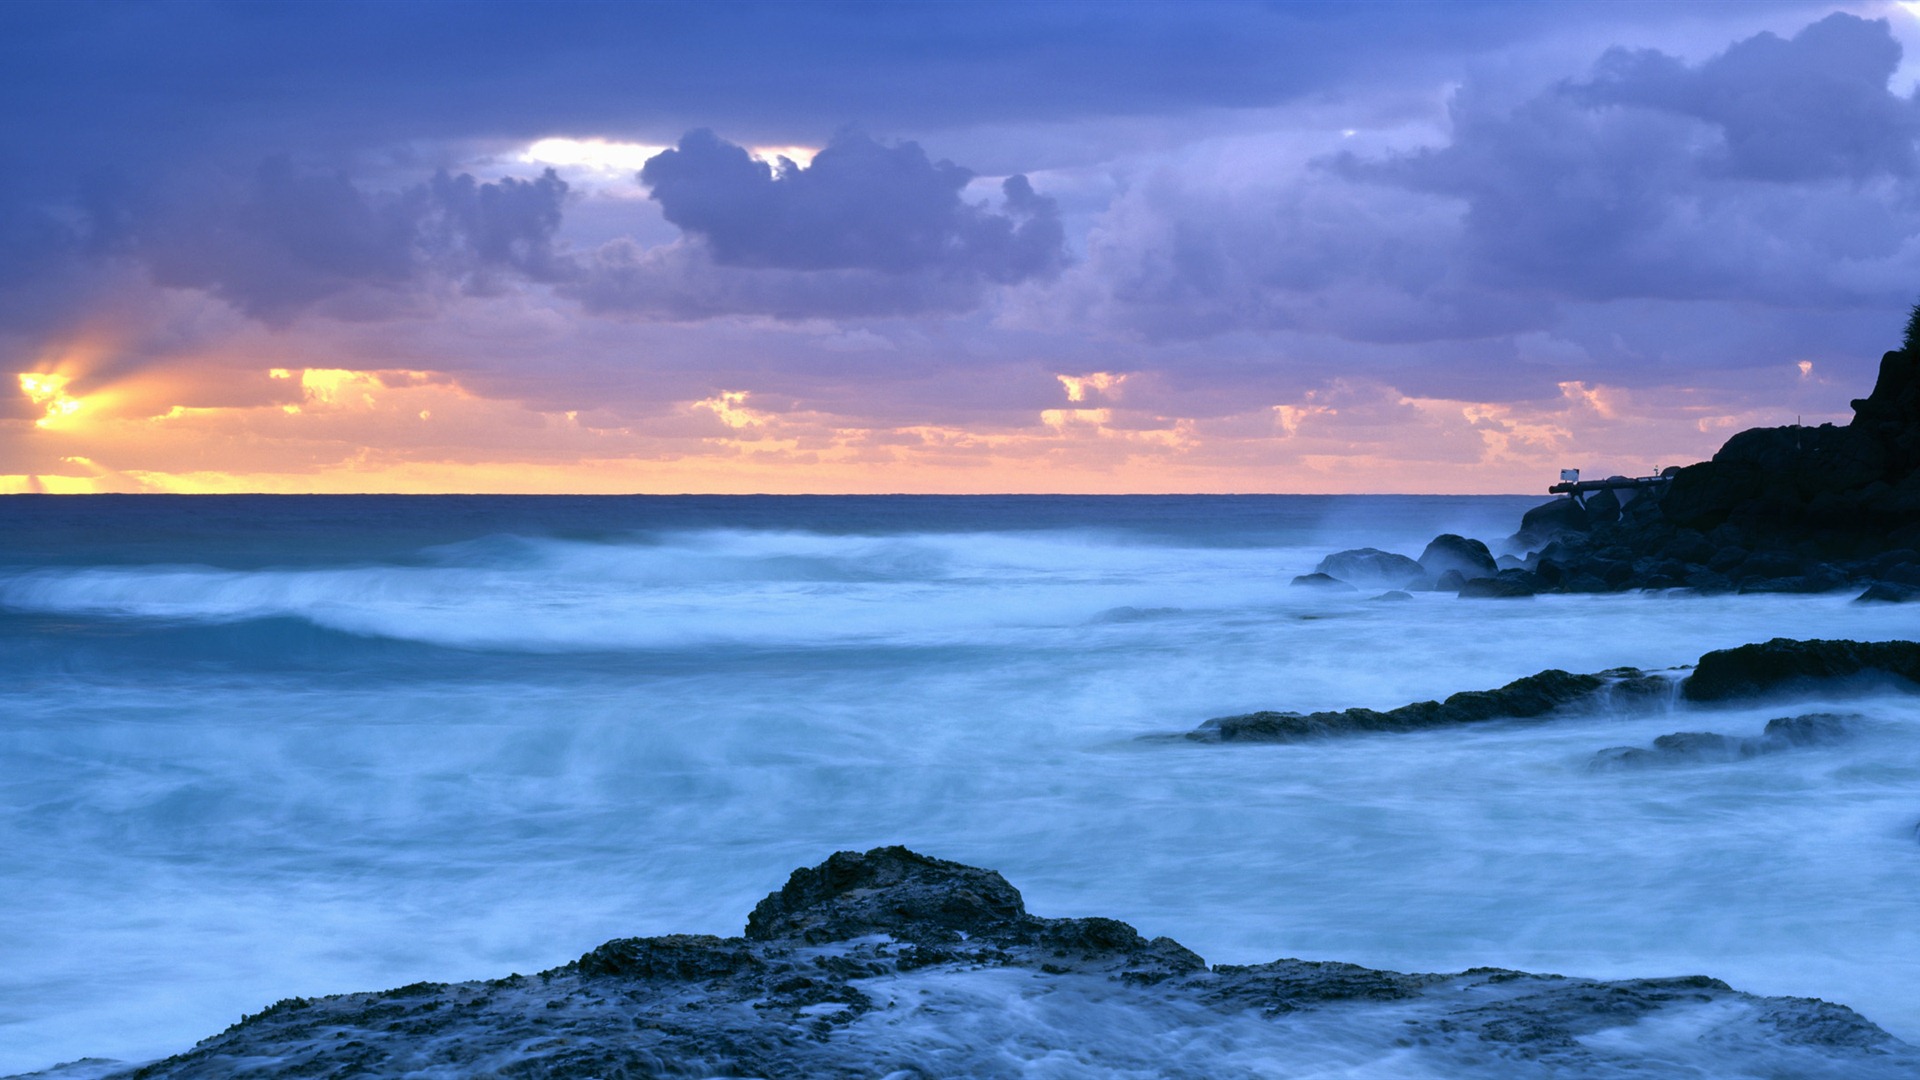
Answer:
1290 572 1356 590
1590 713 1857 769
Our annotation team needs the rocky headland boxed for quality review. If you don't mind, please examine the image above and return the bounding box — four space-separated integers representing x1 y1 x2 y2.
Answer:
1300 346 1920 599
33 847 1917 1079
1184 637 1919 743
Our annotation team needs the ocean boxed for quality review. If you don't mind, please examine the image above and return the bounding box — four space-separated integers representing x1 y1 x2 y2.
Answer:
3 494 1918 1075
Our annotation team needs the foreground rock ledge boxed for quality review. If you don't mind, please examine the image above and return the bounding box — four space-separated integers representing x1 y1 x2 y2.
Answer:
58 847 1916 1079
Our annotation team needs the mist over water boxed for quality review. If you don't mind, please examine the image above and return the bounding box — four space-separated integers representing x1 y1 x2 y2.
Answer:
3 495 1918 1074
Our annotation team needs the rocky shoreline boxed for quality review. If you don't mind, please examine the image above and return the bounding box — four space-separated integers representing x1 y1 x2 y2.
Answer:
32 847 1916 1079
1299 347 1920 600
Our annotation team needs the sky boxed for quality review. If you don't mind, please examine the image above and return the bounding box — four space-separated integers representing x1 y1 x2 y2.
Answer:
3 0 1919 494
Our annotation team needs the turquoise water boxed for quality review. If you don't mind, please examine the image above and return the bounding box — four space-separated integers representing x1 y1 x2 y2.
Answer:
3 495 1917 1074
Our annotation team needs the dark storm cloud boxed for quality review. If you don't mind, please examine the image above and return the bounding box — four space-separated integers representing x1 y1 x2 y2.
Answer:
1076 11 1920 348
642 130 1063 282
131 161 573 325
1577 12 1920 181
1364 12 1920 306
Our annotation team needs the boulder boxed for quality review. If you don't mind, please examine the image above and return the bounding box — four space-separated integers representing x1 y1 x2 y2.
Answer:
1856 582 1920 603
746 846 1025 944
1511 497 1589 549
1313 547 1424 588
1583 485 1622 524
1418 534 1497 582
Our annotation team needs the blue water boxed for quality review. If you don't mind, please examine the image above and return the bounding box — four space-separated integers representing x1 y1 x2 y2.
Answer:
3 494 1919 1074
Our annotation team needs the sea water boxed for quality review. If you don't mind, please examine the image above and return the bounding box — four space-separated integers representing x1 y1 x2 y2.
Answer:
2 494 1918 1075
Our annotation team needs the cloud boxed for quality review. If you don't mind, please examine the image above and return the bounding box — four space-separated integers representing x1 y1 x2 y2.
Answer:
133 159 574 324
1577 12 1919 182
570 129 1065 319
1356 12 1920 307
1046 11 1920 353
642 129 1063 280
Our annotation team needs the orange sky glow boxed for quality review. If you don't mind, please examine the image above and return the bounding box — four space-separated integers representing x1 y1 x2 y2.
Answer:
0 350 1842 496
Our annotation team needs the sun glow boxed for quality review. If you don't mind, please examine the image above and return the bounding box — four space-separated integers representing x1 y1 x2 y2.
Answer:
18 373 85 428
521 136 820 175
521 137 668 172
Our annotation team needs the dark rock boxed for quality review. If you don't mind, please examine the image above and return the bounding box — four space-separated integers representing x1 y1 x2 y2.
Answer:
1512 497 1589 549
1368 590 1413 602
1590 713 1856 769
1706 545 1749 574
1885 561 1920 587
1738 550 1803 581
1684 568 1734 593
1583 485 1622 524
1765 712 1854 746
1290 572 1356 590
1459 570 1537 598
1433 568 1467 592
1188 636 1917 744
1418 534 1497 581
1682 638 1920 702
1856 582 1920 603
95 846 1920 1079
1192 668 1645 743
1662 530 1716 565
745 846 1025 944
1872 548 1920 575
1313 547 1423 588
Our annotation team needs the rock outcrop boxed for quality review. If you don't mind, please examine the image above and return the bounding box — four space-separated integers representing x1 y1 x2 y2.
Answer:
75 847 1916 1079
1680 638 1920 702
1301 340 1920 598
1185 638 1917 744
1189 667 1674 743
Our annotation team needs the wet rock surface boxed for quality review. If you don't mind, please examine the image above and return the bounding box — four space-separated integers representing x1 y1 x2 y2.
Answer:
1590 713 1858 769
1682 638 1920 702
1185 638 1917 743
1314 547 1424 588
61 847 1917 1079
1190 668 1675 743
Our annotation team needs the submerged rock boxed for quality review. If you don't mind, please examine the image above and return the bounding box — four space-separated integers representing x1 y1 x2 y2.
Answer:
89 847 1916 1079
1590 713 1857 769
1290 572 1356 590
